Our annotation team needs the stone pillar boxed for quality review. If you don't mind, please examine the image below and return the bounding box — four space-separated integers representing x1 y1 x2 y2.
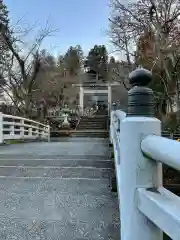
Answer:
127 68 154 117
120 68 162 240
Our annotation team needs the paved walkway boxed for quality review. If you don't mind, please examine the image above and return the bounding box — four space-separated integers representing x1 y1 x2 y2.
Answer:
0 138 120 240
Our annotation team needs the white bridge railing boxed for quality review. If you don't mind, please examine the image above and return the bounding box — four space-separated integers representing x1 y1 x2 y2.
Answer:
0 113 50 143
110 68 180 240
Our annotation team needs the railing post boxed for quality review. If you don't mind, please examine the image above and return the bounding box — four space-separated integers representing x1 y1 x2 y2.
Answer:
28 125 32 139
120 68 163 240
37 124 41 140
0 112 3 144
20 119 24 138
35 124 39 139
10 121 15 139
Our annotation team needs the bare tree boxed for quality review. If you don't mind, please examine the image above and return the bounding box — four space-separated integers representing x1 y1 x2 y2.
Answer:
108 4 135 66
33 70 66 108
109 0 180 121
0 22 56 117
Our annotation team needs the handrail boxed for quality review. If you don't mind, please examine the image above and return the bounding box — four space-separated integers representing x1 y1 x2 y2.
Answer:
137 187 180 240
3 114 48 127
0 112 50 143
109 68 180 240
141 135 180 171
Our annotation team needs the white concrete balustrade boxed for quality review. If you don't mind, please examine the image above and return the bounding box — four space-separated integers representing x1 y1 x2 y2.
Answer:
110 109 180 240
0 113 50 143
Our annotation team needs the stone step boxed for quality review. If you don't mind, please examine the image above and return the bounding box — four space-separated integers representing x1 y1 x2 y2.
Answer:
0 139 119 239
77 127 107 130
70 129 108 132
80 119 107 123
71 135 108 138
77 128 107 131
0 178 111 194
0 217 120 240
76 126 107 132
50 137 109 142
71 133 108 138
0 154 110 160
78 124 107 127
80 117 107 120
0 159 113 168
80 120 107 124
80 123 107 125
84 115 108 117
0 191 118 219
78 122 106 125
77 126 106 130
0 178 119 240
0 166 113 179
71 129 108 133
72 136 108 138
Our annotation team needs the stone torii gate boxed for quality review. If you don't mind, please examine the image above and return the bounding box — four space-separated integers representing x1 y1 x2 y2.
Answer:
79 83 112 115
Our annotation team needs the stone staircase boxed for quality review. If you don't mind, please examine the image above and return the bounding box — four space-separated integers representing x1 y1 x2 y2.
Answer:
0 140 120 239
72 114 109 138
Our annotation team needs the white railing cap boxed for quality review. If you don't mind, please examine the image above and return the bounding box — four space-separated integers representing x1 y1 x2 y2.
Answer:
141 135 180 171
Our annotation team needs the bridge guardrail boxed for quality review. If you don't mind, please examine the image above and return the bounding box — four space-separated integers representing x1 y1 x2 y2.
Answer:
0 113 50 143
110 68 179 240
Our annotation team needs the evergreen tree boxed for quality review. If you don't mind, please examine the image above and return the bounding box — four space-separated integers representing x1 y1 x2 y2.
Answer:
85 45 108 80
64 45 83 75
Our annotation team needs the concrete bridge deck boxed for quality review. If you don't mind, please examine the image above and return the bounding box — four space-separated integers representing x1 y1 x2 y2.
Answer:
0 138 120 240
